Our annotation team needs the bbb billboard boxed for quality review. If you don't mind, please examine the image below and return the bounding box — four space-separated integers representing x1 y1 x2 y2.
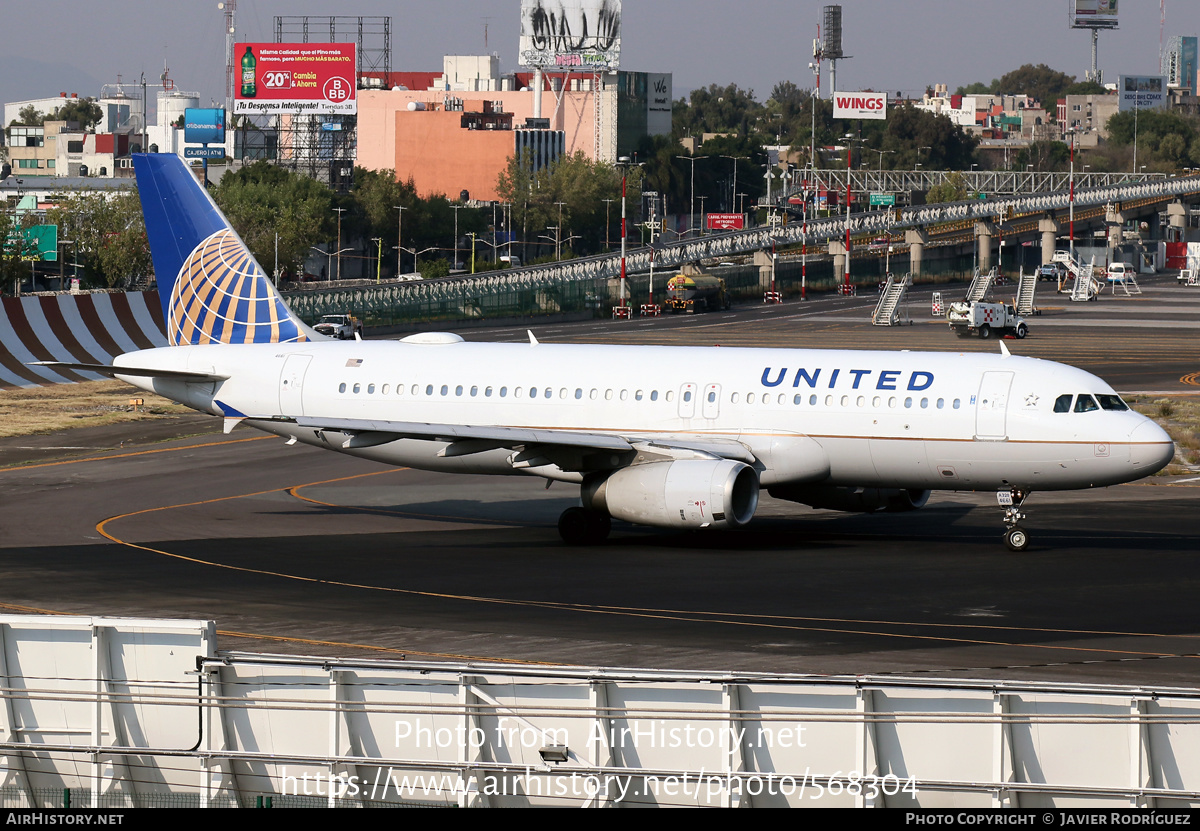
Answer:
184 108 226 146
1118 75 1168 112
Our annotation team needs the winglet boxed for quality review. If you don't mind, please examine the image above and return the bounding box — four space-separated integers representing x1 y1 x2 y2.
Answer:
999 341 1011 358
528 330 539 346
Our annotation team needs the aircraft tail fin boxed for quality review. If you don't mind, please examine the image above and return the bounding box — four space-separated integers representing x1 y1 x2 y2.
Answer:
133 153 317 346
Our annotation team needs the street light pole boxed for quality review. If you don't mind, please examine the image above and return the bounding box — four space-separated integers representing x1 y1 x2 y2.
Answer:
1068 129 1076 263
332 207 347 281
450 205 465 272
394 205 406 276
371 237 383 283
841 135 855 295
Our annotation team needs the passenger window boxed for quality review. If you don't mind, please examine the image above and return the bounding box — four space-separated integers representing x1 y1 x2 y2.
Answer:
920 398 928 408
455 385 463 396
904 397 913 408
440 385 448 396
620 390 629 401
575 388 583 399
485 386 493 397
338 382 346 393
590 389 598 400
368 384 376 394
560 388 568 399
825 395 833 406
425 384 433 396
936 398 943 409
529 387 537 398
707 391 715 403
637 390 645 401
412 384 420 395
516 387 525 399
810 395 818 406
732 393 741 404
382 384 390 395
353 383 361 394
777 394 785 404
794 394 803 405
471 386 478 397
666 391 674 402
683 391 692 402
1074 394 1099 413
1097 394 1128 411
1054 394 1073 413
856 396 865 407
840 395 849 407
605 389 613 400
499 386 508 397
650 390 658 401
747 393 756 404
953 399 960 409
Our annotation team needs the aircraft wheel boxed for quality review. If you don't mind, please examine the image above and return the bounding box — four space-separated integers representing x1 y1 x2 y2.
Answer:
1016 323 1028 339
1003 526 1029 552
558 507 610 545
978 324 991 339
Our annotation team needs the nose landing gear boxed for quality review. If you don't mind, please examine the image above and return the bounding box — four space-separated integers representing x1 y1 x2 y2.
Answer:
998 488 1030 551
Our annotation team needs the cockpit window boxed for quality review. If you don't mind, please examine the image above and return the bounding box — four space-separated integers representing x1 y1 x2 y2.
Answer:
1054 394 1073 413
1097 394 1128 411
1074 394 1099 413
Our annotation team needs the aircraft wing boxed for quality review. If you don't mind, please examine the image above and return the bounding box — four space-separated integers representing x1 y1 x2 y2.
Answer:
287 415 756 466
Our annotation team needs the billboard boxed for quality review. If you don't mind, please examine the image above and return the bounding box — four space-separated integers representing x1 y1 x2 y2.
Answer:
233 43 357 115
1071 0 1118 29
833 91 888 120
184 108 226 145
1118 75 1168 112
519 0 621 69
707 213 745 231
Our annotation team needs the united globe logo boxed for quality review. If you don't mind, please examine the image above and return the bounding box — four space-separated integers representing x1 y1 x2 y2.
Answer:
169 229 307 345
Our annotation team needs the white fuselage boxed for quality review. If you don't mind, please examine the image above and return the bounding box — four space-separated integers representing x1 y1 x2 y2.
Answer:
114 339 1174 492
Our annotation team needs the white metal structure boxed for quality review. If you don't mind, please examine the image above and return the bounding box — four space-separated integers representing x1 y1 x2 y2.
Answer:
871 272 910 326
1054 250 1102 302
4 615 1200 809
1014 267 1039 317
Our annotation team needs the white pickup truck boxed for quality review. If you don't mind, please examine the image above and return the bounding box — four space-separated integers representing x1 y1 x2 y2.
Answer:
313 314 364 340
947 301 1028 339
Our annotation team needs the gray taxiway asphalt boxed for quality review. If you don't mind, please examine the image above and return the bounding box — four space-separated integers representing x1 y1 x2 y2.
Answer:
1 274 1198 686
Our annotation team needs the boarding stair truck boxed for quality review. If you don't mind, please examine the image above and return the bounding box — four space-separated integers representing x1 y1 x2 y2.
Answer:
1014 267 1040 316
965 267 998 302
947 300 1028 339
665 273 730 313
1052 250 1102 301
872 272 912 326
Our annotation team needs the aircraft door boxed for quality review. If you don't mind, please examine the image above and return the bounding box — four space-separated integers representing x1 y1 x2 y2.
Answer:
974 371 1013 440
702 384 721 419
279 354 312 416
677 383 697 419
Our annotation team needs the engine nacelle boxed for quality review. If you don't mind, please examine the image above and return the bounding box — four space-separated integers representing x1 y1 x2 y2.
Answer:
768 485 931 513
583 459 760 530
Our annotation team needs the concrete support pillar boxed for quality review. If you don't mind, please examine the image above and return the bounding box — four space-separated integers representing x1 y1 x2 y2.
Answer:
1106 209 1126 252
905 227 929 275
1168 201 1187 242
1038 217 1061 264
827 240 848 284
975 221 996 272
752 249 774 291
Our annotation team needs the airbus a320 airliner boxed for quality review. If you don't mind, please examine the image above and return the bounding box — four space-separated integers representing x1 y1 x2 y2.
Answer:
40 154 1175 550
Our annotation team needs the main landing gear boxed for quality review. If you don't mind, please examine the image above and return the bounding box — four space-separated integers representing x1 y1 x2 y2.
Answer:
558 507 612 545
997 488 1031 552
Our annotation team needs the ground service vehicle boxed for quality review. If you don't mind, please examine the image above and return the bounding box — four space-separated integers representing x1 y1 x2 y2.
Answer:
666 273 730 313
947 301 1028 339
313 314 363 340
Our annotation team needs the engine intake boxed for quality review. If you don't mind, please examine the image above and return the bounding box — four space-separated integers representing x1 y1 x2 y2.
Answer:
583 459 759 530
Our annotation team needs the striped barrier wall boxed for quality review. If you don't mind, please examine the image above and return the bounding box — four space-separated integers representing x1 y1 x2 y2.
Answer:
0 292 168 390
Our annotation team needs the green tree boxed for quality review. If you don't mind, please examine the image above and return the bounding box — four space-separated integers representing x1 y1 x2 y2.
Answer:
45 189 151 288
992 64 1077 107
0 210 39 291
15 104 45 126
926 170 969 203
52 97 103 131
213 161 333 279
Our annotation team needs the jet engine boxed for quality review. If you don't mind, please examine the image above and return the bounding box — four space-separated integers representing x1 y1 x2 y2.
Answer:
582 459 759 530
767 485 931 513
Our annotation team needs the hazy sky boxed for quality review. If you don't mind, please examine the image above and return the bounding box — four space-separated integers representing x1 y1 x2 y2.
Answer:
3 1 1195 111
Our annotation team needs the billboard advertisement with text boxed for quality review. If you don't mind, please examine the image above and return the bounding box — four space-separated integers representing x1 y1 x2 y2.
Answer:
833 91 887 120
519 0 621 69
1118 75 1167 111
233 43 357 115
707 213 745 231
1072 0 1118 29
184 108 226 145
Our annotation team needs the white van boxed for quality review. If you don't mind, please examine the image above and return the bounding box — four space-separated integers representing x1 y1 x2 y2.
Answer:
499 255 522 268
1105 262 1132 283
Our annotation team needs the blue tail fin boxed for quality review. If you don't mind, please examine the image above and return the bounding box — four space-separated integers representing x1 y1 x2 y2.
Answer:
133 153 315 346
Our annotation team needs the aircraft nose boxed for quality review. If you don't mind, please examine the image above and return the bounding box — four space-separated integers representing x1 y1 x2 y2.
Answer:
1129 420 1175 474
